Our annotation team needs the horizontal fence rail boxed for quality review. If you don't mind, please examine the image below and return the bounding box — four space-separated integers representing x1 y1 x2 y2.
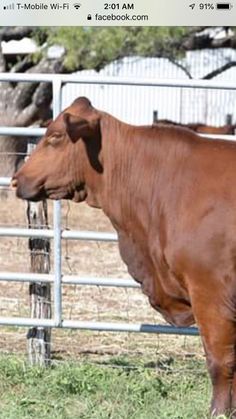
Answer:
0 127 45 137
0 226 118 241
0 272 140 288
1 72 236 338
0 72 236 90
0 316 199 335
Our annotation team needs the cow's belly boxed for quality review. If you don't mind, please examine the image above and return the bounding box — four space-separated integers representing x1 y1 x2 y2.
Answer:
117 231 195 328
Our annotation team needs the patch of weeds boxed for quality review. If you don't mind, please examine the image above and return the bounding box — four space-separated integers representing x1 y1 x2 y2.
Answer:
0 354 211 419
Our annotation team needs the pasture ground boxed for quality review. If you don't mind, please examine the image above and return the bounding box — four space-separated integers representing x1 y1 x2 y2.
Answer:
0 354 211 419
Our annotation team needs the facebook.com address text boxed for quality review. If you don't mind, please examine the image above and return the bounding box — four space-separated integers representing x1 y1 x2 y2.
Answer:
94 13 149 21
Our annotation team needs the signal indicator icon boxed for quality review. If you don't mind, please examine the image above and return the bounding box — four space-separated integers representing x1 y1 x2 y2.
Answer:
73 3 81 9
3 3 14 9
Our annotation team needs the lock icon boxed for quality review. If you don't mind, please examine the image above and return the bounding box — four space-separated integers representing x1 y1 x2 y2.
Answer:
87 14 92 20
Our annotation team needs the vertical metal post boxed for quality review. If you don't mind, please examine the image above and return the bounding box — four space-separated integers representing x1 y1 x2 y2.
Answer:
52 78 62 326
153 110 158 123
226 114 232 125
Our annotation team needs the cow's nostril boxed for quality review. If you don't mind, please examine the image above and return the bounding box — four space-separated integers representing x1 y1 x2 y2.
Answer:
11 178 18 189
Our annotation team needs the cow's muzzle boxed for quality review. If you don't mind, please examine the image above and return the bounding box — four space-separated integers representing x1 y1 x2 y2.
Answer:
11 174 44 202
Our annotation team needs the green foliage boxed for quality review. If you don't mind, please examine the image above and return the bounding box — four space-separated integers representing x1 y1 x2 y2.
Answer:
132 27 189 56
0 354 211 419
32 27 192 72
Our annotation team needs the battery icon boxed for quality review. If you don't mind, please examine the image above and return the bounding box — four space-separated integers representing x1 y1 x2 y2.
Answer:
216 3 232 9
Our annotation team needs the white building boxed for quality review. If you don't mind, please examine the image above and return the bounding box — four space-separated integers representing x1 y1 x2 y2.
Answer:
2 34 236 126
62 48 236 126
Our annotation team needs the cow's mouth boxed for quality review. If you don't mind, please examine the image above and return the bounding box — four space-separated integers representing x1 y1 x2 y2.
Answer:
14 181 65 202
13 177 87 203
15 183 46 202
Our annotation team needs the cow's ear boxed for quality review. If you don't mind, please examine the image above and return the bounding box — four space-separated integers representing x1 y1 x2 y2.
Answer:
63 113 91 143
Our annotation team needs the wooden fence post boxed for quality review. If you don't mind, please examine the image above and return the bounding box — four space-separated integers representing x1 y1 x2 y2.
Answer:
27 200 51 366
26 142 51 366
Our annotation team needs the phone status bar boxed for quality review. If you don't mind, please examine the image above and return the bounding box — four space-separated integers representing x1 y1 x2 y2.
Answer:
0 0 235 26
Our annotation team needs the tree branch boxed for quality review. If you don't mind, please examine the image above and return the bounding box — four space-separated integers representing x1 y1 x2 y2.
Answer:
10 56 34 73
203 61 236 79
182 28 236 51
14 83 38 110
0 27 35 41
15 82 53 126
13 57 63 125
166 57 192 79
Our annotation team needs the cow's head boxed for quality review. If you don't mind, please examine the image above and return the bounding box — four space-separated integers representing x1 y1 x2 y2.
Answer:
12 97 103 205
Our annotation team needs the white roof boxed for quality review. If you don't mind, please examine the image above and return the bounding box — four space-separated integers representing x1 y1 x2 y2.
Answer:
1 38 38 54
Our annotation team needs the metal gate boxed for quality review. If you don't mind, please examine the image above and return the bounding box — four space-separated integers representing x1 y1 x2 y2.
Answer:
0 73 236 337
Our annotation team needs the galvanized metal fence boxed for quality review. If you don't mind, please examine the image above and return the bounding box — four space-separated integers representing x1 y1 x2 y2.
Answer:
1 73 236 338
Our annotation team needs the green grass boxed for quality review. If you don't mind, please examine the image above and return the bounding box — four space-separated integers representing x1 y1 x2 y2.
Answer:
0 354 212 419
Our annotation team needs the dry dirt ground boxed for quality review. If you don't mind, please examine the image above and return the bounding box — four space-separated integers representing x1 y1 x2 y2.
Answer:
0 188 204 362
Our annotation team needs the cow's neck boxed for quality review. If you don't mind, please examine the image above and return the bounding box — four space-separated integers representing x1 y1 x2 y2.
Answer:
99 115 185 235
84 114 194 239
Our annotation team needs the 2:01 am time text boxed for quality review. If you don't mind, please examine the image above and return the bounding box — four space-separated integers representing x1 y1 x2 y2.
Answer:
104 3 135 9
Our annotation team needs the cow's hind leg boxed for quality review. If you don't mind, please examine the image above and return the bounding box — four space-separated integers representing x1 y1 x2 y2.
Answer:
191 295 236 417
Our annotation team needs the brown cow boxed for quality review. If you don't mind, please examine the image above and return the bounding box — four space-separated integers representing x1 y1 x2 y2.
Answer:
12 97 236 417
156 119 236 135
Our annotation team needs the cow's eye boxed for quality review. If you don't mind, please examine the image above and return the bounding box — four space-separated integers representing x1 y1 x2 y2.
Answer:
47 135 62 146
